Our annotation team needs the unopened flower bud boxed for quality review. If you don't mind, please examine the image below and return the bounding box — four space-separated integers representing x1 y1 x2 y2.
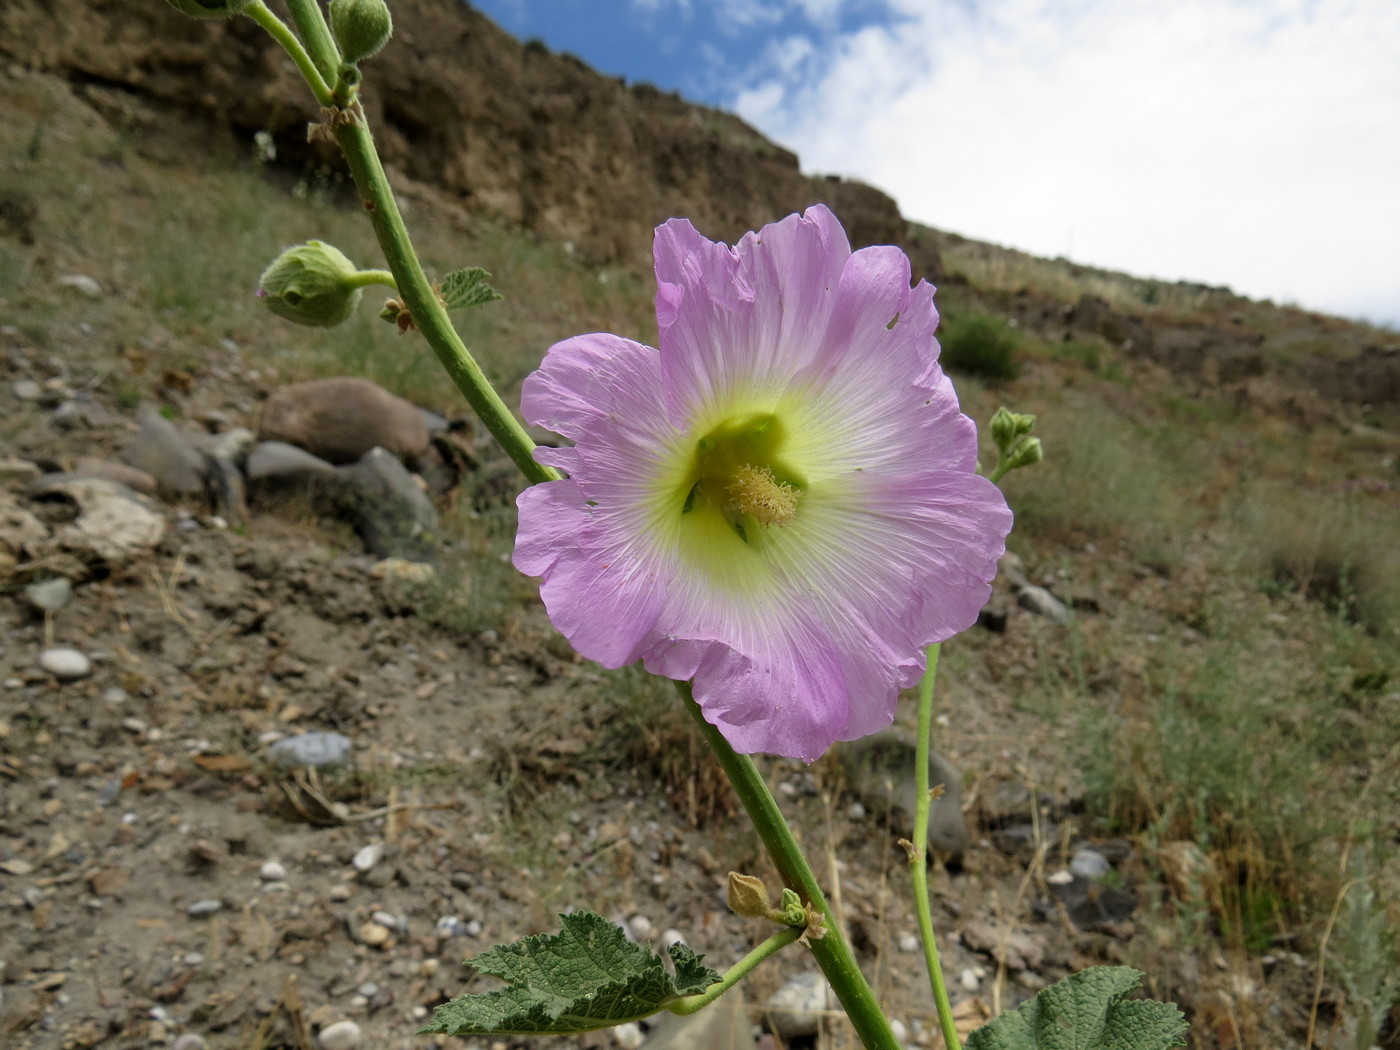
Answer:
726 872 771 919
258 241 363 327
990 406 1036 455
1004 435 1044 472
330 0 393 64
164 0 255 19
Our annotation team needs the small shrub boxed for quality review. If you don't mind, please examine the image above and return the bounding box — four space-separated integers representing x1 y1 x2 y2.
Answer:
940 313 1021 381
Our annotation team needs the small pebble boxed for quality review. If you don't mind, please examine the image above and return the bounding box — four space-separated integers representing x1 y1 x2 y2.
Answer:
269 731 353 768
187 899 223 918
58 274 103 297
357 982 379 998
329 883 353 901
38 648 92 681
1070 848 1111 881
660 928 685 950
371 910 399 929
1046 868 1075 885
260 860 287 881
891 1019 909 1042
612 1022 643 1049
352 843 383 872
25 578 73 613
898 931 920 953
847 801 867 820
102 687 128 705
13 379 44 400
464 919 483 937
317 1020 363 1050
359 922 391 947
959 968 979 990
172 1035 206 1050
627 914 653 940
435 915 466 939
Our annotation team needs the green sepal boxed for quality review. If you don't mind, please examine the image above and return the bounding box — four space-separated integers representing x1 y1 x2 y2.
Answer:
439 267 503 311
966 967 1188 1050
421 911 721 1036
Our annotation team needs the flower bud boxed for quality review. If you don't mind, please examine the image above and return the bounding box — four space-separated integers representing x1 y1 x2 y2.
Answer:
164 0 255 19
257 241 363 327
1004 435 1044 472
990 406 1036 455
330 0 394 63
726 872 772 919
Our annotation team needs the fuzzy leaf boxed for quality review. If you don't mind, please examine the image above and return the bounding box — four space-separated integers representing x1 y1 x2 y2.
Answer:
439 267 502 310
421 911 721 1036
965 967 1188 1050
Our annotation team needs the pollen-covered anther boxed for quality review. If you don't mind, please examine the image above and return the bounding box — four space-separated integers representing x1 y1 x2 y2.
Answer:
728 465 800 527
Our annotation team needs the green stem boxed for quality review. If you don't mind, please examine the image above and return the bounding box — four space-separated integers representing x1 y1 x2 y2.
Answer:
679 684 901 1050
911 643 962 1050
986 459 1010 485
347 268 397 290
282 0 341 85
245 1 333 106
329 114 556 485
669 927 803 1016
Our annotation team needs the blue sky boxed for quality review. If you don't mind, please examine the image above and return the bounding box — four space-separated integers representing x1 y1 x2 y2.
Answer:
471 0 1400 328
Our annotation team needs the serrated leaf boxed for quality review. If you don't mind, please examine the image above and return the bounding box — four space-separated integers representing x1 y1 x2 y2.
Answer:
439 266 501 310
420 911 721 1036
965 966 1188 1050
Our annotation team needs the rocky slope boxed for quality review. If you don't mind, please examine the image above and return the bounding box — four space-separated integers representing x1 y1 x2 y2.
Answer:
0 0 936 276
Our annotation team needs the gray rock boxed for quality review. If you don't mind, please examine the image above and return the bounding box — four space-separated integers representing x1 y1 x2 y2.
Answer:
353 843 384 872
1070 847 1111 881
612 1022 643 1049
336 447 438 561
72 458 159 496
246 440 339 484
38 647 91 680
267 731 353 768
206 427 256 464
186 899 223 918
842 728 969 862
29 476 166 568
25 578 73 613
1016 584 1072 625
259 377 431 466
0 456 42 482
766 972 830 1040
172 1035 206 1050
57 274 102 298
122 413 208 496
998 550 1029 589
317 1019 363 1050
12 379 43 401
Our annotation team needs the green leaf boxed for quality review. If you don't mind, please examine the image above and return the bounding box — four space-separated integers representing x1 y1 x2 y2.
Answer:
421 911 721 1036
965 967 1188 1050
439 267 502 310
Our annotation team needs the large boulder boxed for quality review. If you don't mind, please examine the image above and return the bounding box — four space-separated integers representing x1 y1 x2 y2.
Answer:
258 378 432 466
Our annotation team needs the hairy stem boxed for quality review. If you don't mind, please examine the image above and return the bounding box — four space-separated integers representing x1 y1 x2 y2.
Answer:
911 643 962 1050
346 268 398 290
245 2 333 105
669 927 803 1016
680 684 902 1050
329 112 556 485
281 0 341 85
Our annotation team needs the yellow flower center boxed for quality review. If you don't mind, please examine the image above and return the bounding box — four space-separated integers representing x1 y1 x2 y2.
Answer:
679 412 806 543
727 465 800 527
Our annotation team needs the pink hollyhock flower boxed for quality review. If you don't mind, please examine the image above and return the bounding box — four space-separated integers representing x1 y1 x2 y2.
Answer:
514 205 1012 762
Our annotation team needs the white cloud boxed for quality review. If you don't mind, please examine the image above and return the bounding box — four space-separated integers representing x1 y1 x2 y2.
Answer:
734 0 1400 324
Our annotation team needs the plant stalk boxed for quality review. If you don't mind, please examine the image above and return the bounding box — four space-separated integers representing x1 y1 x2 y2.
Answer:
669 926 803 1016
911 643 962 1050
679 684 902 1050
245 2 333 105
281 0 341 84
328 114 557 486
